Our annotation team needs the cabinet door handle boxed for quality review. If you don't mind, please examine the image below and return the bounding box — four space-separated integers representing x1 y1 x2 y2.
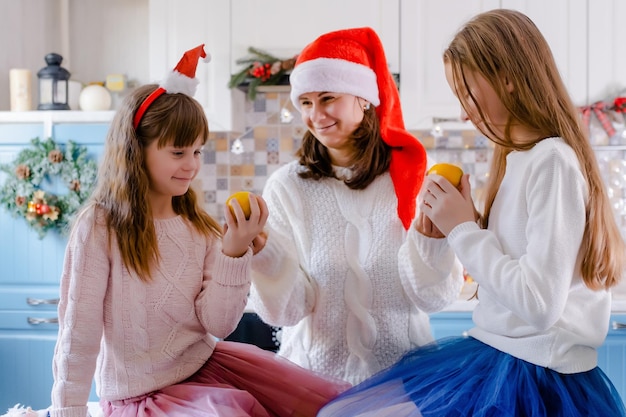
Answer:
26 297 60 306
613 321 626 330
27 317 59 325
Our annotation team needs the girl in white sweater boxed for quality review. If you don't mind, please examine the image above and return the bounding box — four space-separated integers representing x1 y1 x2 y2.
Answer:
319 10 626 417
249 27 464 385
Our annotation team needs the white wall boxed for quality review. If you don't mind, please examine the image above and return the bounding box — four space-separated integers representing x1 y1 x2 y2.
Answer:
0 0 149 111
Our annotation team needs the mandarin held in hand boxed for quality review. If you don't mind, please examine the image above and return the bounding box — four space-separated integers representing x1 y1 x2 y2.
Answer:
427 163 463 188
227 191 252 219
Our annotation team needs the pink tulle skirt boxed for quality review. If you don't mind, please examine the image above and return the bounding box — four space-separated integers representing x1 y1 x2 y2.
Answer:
100 341 351 417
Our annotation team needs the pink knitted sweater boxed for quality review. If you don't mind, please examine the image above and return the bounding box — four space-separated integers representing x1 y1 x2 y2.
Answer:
50 210 252 417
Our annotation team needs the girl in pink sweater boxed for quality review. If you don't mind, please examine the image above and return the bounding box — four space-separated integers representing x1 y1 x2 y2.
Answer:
49 45 349 417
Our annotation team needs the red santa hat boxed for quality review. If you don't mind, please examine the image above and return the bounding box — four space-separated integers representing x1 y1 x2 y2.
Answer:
289 27 427 230
133 44 211 129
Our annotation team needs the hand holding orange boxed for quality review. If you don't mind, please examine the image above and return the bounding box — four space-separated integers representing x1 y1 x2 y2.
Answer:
427 163 463 187
226 191 252 219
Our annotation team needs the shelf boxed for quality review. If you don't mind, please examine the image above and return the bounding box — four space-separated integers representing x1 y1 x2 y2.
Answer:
0 110 115 138
0 110 115 123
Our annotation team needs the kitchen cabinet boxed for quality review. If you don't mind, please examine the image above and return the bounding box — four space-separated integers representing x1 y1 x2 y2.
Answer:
587 0 626 103
147 0 231 131
399 0 589 129
601 315 626 397
229 0 400 74
429 311 626 401
147 0 400 132
399 0 499 129
429 311 474 339
0 112 108 410
3 1 624 131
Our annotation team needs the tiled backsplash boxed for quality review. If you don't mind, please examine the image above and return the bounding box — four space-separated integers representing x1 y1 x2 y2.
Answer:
197 87 626 238
196 87 308 220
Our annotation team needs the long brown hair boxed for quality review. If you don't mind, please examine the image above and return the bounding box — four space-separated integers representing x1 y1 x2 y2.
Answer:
85 84 221 281
444 9 625 290
296 107 392 189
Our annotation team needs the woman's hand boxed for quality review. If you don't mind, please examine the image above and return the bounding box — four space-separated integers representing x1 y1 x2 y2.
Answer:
250 229 268 255
419 174 477 236
415 209 445 238
222 193 269 257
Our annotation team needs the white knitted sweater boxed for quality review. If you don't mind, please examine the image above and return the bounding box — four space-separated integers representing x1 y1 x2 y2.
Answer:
449 137 612 373
250 162 464 384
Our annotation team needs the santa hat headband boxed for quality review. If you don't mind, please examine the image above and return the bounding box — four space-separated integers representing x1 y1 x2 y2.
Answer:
133 44 211 129
290 27 427 229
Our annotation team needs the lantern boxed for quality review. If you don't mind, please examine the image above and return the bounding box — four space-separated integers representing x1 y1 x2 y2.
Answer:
37 53 70 110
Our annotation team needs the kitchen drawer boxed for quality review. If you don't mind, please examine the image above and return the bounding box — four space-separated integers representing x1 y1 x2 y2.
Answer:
0 310 59 330
0 285 59 330
0 285 59 311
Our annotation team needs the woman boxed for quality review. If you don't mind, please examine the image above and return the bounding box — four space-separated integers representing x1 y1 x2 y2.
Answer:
249 27 464 385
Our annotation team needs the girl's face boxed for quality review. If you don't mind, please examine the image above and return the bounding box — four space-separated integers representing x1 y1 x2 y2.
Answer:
444 62 509 140
297 92 366 167
144 135 203 211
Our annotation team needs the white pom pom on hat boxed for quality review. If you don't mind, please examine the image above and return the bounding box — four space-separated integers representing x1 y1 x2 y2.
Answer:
133 44 210 129
161 44 211 96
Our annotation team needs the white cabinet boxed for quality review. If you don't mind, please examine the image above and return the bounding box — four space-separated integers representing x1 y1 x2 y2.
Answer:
500 0 588 105
587 0 626 102
399 0 499 129
230 0 400 73
148 0 231 131
148 0 400 132
399 0 588 129
3 1 624 131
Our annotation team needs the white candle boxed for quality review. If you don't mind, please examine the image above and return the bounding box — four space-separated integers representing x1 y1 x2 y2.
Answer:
9 68 32 111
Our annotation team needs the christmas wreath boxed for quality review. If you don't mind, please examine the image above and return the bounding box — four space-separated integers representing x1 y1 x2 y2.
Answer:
0 137 98 239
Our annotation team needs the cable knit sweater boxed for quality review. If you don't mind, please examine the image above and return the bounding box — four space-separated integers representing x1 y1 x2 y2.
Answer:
448 137 611 373
50 210 252 417
250 162 464 385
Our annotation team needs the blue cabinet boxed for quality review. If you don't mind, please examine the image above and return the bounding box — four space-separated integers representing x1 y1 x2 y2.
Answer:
0 112 111 410
598 315 626 400
429 311 473 339
429 311 626 402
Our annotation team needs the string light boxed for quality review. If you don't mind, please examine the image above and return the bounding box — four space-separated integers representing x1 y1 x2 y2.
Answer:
230 99 296 154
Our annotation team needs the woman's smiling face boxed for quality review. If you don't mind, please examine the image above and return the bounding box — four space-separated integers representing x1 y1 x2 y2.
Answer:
297 92 366 166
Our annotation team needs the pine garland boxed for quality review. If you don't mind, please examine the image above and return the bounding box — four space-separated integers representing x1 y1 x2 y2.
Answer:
228 47 297 100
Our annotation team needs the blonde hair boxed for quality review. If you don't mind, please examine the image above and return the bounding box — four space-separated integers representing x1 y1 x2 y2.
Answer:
85 84 221 281
443 9 625 290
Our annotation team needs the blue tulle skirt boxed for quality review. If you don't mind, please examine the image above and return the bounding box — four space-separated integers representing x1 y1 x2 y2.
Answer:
318 336 626 417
